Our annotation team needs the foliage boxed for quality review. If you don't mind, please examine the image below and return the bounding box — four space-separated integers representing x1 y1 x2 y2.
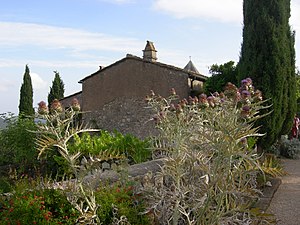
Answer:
238 0 296 149
279 135 300 159
95 182 150 225
0 177 11 194
35 106 102 223
204 61 238 94
18 65 34 117
68 131 151 165
0 113 38 176
35 99 148 223
48 71 65 106
259 154 286 178
143 80 273 224
0 179 78 224
296 70 300 113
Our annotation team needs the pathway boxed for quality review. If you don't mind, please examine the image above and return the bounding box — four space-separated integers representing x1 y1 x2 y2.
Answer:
267 158 300 225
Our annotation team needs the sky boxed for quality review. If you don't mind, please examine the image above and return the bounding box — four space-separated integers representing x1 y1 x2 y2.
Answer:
0 0 300 114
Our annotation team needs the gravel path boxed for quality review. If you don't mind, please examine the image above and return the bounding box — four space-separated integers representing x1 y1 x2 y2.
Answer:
267 158 300 225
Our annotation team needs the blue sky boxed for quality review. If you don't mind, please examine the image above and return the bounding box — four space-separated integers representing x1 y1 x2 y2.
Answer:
0 0 300 114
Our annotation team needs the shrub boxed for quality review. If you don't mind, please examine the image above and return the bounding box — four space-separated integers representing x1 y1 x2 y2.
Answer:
0 179 78 224
68 131 151 165
279 136 300 159
95 182 150 224
0 113 38 176
143 80 273 224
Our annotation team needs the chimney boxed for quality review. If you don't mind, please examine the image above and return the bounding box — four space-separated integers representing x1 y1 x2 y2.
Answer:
143 41 157 62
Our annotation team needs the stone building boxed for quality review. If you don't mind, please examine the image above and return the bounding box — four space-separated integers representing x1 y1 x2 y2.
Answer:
61 41 207 138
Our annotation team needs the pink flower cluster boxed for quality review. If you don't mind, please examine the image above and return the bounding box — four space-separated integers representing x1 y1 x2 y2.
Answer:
147 78 263 123
37 98 81 115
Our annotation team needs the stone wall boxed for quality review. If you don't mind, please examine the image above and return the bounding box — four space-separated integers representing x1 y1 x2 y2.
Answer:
81 56 190 112
84 96 158 139
81 56 191 138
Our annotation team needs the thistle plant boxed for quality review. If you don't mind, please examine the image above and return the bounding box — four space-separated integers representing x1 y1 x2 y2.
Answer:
34 99 121 224
144 79 272 224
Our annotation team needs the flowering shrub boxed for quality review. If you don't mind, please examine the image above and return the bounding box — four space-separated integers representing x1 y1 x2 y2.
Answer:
95 182 150 225
0 187 78 224
143 79 273 224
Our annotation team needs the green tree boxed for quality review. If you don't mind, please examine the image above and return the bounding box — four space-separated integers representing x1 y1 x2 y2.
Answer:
238 0 296 149
204 61 238 94
48 71 65 106
18 65 34 117
296 69 300 113
0 113 38 175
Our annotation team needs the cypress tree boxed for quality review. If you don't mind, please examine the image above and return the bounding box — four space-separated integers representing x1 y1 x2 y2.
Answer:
19 65 34 117
48 71 65 106
238 0 296 149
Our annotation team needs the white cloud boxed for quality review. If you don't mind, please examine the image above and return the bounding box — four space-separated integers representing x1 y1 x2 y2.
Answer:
153 0 300 67
0 22 142 53
291 1 300 32
31 73 48 90
153 0 243 24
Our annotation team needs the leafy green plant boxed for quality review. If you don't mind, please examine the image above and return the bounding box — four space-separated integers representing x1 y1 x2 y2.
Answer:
35 104 103 224
35 100 147 224
143 79 273 224
68 131 151 165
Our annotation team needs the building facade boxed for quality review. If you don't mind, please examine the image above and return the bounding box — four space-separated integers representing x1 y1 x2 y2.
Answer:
61 41 207 138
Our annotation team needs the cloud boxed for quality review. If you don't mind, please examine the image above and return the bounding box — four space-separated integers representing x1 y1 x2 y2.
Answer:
291 1 300 30
153 0 300 27
153 0 243 24
31 73 48 90
0 22 143 53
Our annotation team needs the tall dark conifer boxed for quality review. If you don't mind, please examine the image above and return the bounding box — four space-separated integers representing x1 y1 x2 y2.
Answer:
48 71 65 106
19 65 34 117
238 0 296 148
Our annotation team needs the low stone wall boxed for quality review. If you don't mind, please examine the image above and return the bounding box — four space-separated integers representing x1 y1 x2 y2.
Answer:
83 158 165 188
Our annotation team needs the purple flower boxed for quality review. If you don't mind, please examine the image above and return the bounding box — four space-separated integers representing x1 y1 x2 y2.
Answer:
38 101 48 115
241 105 251 118
241 79 248 85
241 90 251 99
213 92 220 97
50 99 63 113
246 78 252 85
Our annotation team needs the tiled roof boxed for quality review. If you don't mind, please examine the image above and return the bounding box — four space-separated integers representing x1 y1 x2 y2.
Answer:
184 60 200 74
79 55 207 83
